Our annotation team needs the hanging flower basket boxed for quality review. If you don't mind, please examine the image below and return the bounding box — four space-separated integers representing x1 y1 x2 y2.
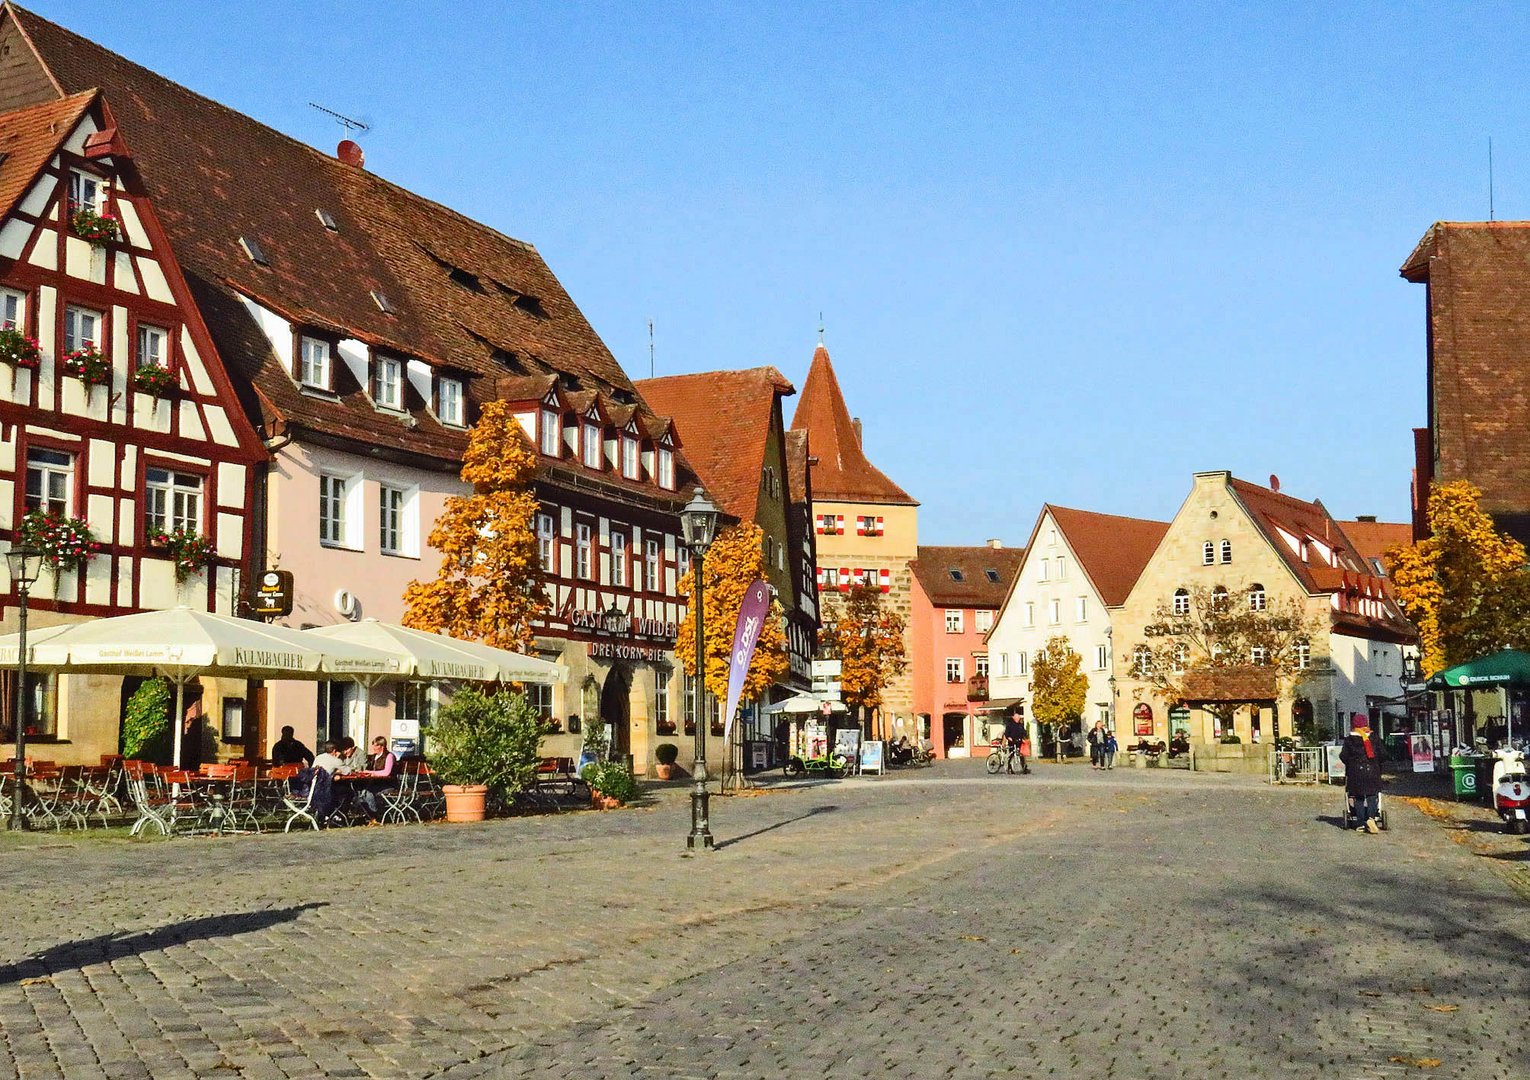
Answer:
132 364 177 398
149 526 215 582
61 347 111 387
19 508 102 574
0 327 40 370
69 204 121 247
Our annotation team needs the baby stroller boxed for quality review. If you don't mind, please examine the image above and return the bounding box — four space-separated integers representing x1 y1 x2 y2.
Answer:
1342 791 1388 831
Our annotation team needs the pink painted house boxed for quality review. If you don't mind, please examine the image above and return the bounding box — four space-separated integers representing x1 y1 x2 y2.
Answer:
909 542 1024 758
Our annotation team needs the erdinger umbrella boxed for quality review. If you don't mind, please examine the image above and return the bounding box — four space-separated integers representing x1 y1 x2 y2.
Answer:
302 619 567 685
2 607 399 766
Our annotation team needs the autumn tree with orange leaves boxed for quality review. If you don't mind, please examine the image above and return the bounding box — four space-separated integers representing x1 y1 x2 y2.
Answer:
675 521 789 716
403 400 548 652
1388 480 1530 676
820 582 907 733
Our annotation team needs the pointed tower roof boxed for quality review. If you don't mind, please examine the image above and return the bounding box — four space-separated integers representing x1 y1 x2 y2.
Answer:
789 344 916 505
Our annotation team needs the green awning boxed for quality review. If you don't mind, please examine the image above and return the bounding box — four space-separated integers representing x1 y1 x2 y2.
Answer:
1426 649 1530 690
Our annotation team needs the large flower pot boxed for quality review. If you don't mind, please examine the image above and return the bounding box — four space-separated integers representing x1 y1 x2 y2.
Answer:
443 784 489 822
653 763 675 781
591 789 622 810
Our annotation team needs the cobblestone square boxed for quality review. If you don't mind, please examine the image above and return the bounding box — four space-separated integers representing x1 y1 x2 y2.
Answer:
0 763 1525 1079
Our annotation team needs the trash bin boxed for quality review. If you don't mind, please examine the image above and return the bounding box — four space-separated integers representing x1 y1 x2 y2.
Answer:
1450 755 1478 799
1474 756 1496 803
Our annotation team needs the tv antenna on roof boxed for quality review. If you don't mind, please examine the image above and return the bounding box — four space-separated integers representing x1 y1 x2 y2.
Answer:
308 102 371 135
1489 136 1495 221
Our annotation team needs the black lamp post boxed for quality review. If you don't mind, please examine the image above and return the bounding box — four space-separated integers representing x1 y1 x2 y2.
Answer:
6 545 43 832
680 486 719 851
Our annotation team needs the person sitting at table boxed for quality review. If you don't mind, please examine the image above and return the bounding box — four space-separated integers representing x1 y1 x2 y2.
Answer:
335 736 362 775
354 736 398 822
311 741 344 775
270 726 314 768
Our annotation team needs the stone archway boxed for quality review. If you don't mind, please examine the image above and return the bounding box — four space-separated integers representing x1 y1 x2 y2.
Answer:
600 664 632 761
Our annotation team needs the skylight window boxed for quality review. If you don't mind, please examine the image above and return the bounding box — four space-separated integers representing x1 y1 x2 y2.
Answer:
238 235 269 266
948 568 964 582
315 208 338 231
984 569 1000 583
371 290 396 315
449 266 483 293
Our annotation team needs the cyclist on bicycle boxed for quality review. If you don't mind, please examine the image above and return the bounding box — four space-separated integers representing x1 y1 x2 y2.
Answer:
1003 707 1032 775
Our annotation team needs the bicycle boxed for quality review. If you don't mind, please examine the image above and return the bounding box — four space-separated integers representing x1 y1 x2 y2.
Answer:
986 744 1026 775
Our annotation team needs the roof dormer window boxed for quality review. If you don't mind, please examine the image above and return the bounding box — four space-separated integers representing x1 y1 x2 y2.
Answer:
656 445 675 490
299 335 331 390
437 376 465 427
540 406 561 457
621 433 639 480
69 170 101 212
373 354 403 410
582 419 602 469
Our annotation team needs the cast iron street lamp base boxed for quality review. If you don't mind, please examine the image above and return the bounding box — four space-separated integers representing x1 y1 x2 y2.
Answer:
687 781 713 850
6 814 28 832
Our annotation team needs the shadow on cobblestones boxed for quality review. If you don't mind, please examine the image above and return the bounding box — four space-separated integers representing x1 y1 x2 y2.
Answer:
714 804 838 850
0 903 326 986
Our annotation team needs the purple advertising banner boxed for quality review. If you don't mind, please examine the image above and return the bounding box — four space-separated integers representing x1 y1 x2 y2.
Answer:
721 580 772 748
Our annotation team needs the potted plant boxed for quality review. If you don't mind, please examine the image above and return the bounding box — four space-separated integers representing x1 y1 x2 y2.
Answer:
61 347 111 387
149 526 215 582
653 742 679 780
132 364 177 399
0 326 41 371
19 508 101 574
70 204 121 247
580 759 638 809
424 686 542 822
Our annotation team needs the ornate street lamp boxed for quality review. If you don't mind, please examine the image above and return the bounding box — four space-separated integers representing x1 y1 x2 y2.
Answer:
680 487 719 851
6 545 43 832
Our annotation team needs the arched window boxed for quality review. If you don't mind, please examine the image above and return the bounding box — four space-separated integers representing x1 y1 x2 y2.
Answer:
1220 539 1232 564
1248 584 1266 612
1211 586 1229 611
1172 588 1190 616
1202 541 1214 566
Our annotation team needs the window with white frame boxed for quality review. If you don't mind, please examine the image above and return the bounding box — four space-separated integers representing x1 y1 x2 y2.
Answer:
1038 558 1049 581
24 448 73 515
1248 584 1266 612
1095 644 1109 670
677 543 691 581
1016 651 1029 676
536 512 556 572
1056 556 1066 580
1295 639 1311 670
654 669 671 732
69 170 101 212
575 522 593 580
1025 601 1035 626
0 288 25 331
1211 586 1229 611
1048 598 1060 624
945 658 963 683
379 484 417 557
318 474 353 547
396 682 436 728
540 408 561 456
1252 646 1269 666
657 446 675 489
1173 588 1190 616
63 305 101 352
610 529 627 587
945 609 963 633
582 420 602 468
645 538 661 592
299 336 331 389
975 609 994 634
1076 596 1088 622
975 655 989 678
374 354 403 409
621 434 639 479
145 467 202 536
1202 541 1214 566
137 324 168 369
1220 538 1232 564
437 377 465 426
1133 645 1153 675
999 652 1010 676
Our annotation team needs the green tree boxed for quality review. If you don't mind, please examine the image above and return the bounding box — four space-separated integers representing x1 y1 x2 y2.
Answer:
1030 635 1088 757
424 687 544 803
1388 480 1530 675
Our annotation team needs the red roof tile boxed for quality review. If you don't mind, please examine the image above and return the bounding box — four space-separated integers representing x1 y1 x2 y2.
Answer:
1338 518 1412 571
789 344 916 505
634 367 794 522
0 90 92 219
1047 506 1169 607
910 545 1024 607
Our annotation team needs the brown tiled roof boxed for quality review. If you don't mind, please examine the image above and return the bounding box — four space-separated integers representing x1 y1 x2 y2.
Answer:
1338 519 1412 571
1047 506 1169 607
1399 221 1530 529
4 4 685 480
910 545 1024 607
634 367 794 522
789 343 916 505
0 90 92 219
1180 665 1278 703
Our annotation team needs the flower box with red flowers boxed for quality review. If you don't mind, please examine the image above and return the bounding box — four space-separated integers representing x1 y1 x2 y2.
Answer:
149 526 215 582
69 204 121 247
61 347 111 386
19 508 102 574
0 326 40 370
132 364 177 398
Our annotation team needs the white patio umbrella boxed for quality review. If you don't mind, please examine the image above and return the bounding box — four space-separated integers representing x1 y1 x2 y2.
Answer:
763 693 849 715
302 619 567 685
1 607 401 767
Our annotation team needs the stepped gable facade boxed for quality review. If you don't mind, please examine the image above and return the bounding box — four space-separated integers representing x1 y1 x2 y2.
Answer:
635 366 816 695
0 88 266 762
0 3 700 773
908 542 1024 758
1401 221 1530 544
790 342 919 731
1114 472 1417 749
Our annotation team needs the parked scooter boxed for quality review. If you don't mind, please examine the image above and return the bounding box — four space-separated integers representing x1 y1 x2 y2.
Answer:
1491 748 1529 834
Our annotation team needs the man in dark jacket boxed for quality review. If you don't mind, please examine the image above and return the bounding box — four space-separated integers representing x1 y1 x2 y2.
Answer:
1339 714 1384 833
1003 707 1031 775
270 725 314 768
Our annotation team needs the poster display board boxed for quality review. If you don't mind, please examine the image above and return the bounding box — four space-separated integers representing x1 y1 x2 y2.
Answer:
834 728 861 774
1411 734 1436 773
861 740 884 775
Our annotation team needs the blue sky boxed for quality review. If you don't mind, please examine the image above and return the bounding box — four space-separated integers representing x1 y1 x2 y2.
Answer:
38 2 1530 543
